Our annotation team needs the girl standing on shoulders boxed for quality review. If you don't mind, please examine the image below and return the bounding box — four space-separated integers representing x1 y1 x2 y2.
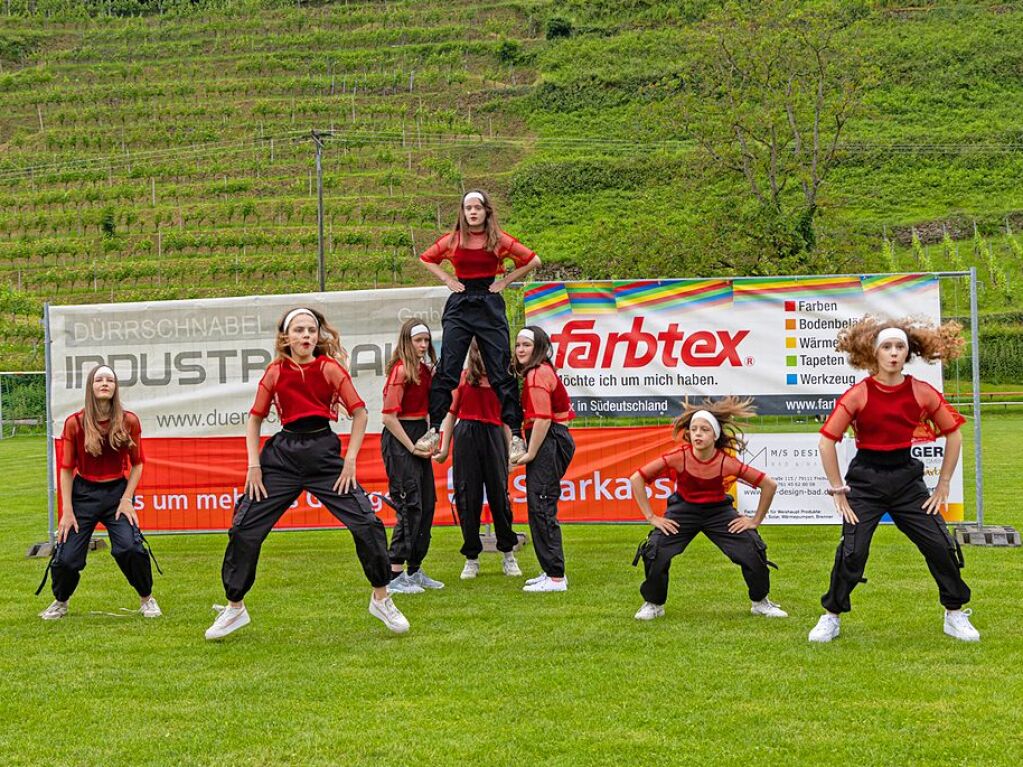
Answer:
39 365 161 621
434 339 521 580
414 190 540 464
630 398 786 622
511 327 575 593
809 317 977 643
381 319 443 594
205 307 408 640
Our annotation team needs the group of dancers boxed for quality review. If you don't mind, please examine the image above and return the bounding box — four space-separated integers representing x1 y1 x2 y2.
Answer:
38 190 981 644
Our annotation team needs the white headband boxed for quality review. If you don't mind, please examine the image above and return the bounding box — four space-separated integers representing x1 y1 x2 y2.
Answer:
517 329 535 342
463 192 485 205
690 410 721 439
92 365 115 379
410 324 430 338
875 327 908 348
283 308 318 331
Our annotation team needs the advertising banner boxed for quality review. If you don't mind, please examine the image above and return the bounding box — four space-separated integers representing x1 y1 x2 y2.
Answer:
523 275 944 417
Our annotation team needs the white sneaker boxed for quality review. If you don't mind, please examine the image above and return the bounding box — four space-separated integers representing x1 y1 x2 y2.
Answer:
386 572 425 595
525 572 546 586
634 602 665 621
508 435 528 465
139 597 163 618
39 600 68 620
808 613 841 643
413 428 440 453
409 569 445 590
369 595 410 634
502 552 522 577
460 559 480 580
204 604 250 640
944 609 980 642
522 575 567 592
751 598 788 618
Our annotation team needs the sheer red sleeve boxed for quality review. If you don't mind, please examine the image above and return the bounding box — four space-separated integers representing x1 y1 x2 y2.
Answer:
249 364 279 418
912 379 966 440
498 232 537 269
60 414 79 469
125 412 145 466
324 360 366 416
419 233 456 265
525 367 555 419
721 453 765 488
381 362 406 414
820 383 864 442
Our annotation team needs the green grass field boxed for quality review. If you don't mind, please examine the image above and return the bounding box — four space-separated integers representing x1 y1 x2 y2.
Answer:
1 415 1021 766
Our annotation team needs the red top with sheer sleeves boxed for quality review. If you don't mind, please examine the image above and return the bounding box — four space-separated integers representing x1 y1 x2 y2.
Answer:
419 230 536 280
381 361 432 419
522 363 575 430
819 375 965 449
60 410 144 482
637 443 765 505
449 370 503 427
249 355 365 425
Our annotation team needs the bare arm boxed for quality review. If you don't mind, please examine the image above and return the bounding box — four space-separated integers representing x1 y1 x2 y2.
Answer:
244 414 267 501
382 412 429 455
819 435 857 523
630 472 679 535
516 417 551 464
749 476 776 526
420 259 463 291
115 462 144 526
57 467 78 543
434 412 456 462
493 255 541 292
923 428 961 515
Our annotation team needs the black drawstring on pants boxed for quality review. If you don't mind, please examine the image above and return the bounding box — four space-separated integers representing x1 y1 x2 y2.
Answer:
35 542 62 596
138 531 163 576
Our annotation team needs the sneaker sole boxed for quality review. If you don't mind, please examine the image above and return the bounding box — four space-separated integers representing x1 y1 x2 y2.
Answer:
205 613 250 640
944 627 980 642
808 632 838 643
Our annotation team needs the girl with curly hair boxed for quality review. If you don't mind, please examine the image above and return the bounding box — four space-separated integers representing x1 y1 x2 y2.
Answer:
808 316 978 643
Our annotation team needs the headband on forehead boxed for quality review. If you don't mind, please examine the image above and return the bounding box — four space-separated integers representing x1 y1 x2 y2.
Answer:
463 191 485 206
92 365 115 380
517 328 535 342
875 327 909 348
409 323 430 338
283 308 318 331
690 409 721 439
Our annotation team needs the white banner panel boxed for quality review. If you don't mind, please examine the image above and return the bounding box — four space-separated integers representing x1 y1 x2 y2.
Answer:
49 287 449 436
524 275 944 416
736 433 964 523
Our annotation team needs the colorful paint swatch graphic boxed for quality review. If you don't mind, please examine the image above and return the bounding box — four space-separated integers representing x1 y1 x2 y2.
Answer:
613 279 733 314
564 282 617 314
733 276 862 302
523 283 572 321
861 273 937 296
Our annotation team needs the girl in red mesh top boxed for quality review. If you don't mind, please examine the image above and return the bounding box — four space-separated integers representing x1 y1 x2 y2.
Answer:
380 319 444 594
434 339 522 580
630 398 786 622
414 190 540 464
808 316 977 644
206 307 409 640
38 365 161 621
511 326 576 592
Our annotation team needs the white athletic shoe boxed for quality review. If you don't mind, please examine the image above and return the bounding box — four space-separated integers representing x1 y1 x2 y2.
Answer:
369 595 410 634
502 552 522 577
525 572 546 586
413 428 440 453
460 559 480 580
409 570 445 590
944 609 980 642
522 575 567 592
39 600 68 621
808 613 841 643
386 572 425 595
751 598 788 618
139 597 163 618
204 604 250 640
508 436 528 465
634 602 665 621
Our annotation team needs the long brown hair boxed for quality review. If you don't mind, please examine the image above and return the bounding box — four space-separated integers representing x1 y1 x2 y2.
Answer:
465 338 487 386
450 189 501 252
386 319 437 384
511 326 555 378
672 396 756 453
274 307 349 370
82 366 134 457
837 315 964 373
